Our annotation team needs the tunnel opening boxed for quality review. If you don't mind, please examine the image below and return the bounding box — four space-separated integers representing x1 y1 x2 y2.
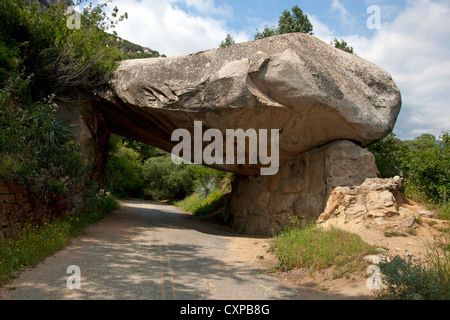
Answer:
105 133 234 220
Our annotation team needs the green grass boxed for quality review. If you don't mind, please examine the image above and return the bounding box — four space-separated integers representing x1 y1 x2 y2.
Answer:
271 222 378 278
175 189 225 217
385 231 408 238
0 193 119 285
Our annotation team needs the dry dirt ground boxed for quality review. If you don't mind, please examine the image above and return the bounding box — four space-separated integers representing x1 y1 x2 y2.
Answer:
224 201 449 300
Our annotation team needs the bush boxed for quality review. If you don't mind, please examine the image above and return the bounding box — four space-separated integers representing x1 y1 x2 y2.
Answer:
106 136 145 198
367 131 449 219
142 156 196 201
0 94 91 202
367 133 409 178
403 132 449 205
0 0 126 99
377 253 450 300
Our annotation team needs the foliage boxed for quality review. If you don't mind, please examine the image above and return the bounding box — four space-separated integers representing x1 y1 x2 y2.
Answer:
254 5 313 40
367 133 410 178
403 132 449 206
106 135 145 198
220 33 235 48
0 0 126 100
377 243 450 300
194 175 220 198
141 156 196 201
404 134 438 153
175 189 225 217
254 26 278 40
368 131 449 218
332 38 354 54
272 222 378 278
278 5 313 35
0 90 91 202
0 184 119 285
0 0 129 202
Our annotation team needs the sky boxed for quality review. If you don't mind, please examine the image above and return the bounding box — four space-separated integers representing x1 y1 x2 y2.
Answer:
93 0 450 141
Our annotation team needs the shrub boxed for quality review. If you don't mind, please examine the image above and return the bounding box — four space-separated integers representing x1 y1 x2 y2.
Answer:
403 131 449 206
0 0 126 99
106 136 145 198
142 156 196 201
175 189 226 216
377 252 450 300
367 133 409 178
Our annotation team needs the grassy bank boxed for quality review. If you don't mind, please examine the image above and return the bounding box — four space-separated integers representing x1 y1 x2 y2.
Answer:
0 192 119 285
271 221 378 279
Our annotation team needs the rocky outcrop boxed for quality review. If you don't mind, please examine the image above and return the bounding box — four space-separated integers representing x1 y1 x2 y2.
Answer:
226 140 379 235
97 32 401 176
316 176 406 231
64 33 402 234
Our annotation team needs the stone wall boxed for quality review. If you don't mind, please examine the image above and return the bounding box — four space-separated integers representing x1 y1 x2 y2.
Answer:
0 180 71 240
226 140 380 235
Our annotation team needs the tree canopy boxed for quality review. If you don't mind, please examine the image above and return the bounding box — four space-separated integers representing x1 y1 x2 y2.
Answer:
254 5 313 40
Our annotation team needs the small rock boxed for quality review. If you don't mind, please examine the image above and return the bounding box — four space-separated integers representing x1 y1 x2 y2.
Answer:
364 255 389 265
401 217 416 228
417 210 436 218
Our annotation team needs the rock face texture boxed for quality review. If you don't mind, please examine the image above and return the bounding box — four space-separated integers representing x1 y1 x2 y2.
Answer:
98 33 401 176
317 176 406 232
226 140 380 235
68 33 402 234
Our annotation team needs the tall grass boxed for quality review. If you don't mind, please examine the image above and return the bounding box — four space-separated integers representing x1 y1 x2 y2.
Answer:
175 189 225 217
0 191 119 285
272 221 378 278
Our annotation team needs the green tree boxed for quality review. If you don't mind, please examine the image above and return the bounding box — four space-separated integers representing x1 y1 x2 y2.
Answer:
367 133 409 178
405 133 437 152
332 38 354 54
142 157 196 201
278 5 313 35
404 131 449 205
254 25 278 40
106 136 145 198
0 0 127 202
220 33 235 47
254 4 313 40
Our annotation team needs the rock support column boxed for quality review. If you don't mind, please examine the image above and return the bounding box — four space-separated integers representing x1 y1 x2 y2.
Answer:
226 140 379 235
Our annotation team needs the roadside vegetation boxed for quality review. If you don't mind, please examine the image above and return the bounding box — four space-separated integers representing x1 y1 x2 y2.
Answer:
366 131 450 299
0 0 125 284
106 134 232 216
272 219 378 279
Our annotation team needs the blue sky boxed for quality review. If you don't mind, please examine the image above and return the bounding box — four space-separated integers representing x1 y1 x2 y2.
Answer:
94 0 449 141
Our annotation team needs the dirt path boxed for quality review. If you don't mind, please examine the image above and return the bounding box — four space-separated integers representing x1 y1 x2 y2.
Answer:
0 200 381 300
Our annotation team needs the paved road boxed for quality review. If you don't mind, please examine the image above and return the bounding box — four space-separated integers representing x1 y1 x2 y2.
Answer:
0 200 303 300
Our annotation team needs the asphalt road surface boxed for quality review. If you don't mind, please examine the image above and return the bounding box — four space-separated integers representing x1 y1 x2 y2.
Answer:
0 200 303 300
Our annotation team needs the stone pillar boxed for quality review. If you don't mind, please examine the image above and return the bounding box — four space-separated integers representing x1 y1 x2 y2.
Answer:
226 140 379 235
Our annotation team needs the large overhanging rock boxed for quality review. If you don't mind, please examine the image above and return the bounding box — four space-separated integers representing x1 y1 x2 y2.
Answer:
67 33 404 235
98 32 401 176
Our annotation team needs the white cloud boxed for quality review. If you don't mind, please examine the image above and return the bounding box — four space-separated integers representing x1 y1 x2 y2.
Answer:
340 0 450 140
331 0 356 30
111 0 241 57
